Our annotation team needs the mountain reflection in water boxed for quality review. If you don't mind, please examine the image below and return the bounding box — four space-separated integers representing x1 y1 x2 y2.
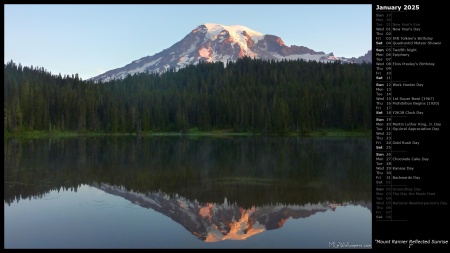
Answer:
4 136 371 247
94 183 371 242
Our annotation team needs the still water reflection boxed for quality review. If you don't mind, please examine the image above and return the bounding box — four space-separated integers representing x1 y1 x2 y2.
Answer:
4 136 372 248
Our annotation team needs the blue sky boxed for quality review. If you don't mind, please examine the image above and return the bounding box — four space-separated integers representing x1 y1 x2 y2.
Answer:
5 4 372 80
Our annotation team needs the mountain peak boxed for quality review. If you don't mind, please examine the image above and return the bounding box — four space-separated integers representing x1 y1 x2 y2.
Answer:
202 23 264 36
194 23 265 46
91 23 370 82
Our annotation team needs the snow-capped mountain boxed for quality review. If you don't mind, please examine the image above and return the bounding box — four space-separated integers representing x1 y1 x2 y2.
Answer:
94 183 372 242
90 23 371 83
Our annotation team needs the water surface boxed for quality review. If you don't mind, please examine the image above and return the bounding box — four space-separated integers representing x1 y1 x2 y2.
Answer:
4 136 372 249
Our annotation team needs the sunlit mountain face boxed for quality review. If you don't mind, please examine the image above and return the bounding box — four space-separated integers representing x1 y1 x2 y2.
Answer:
90 23 371 82
93 183 372 242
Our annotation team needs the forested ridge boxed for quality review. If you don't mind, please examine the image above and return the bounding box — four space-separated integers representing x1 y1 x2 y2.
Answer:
4 57 372 134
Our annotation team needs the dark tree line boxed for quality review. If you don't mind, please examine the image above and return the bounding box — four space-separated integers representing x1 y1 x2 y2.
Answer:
4 57 371 134
4 137 372 207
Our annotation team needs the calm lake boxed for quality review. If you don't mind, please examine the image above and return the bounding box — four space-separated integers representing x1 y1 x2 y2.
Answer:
4 136 372 249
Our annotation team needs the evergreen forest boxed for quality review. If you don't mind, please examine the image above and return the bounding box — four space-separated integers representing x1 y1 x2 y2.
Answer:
4 57 372 135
